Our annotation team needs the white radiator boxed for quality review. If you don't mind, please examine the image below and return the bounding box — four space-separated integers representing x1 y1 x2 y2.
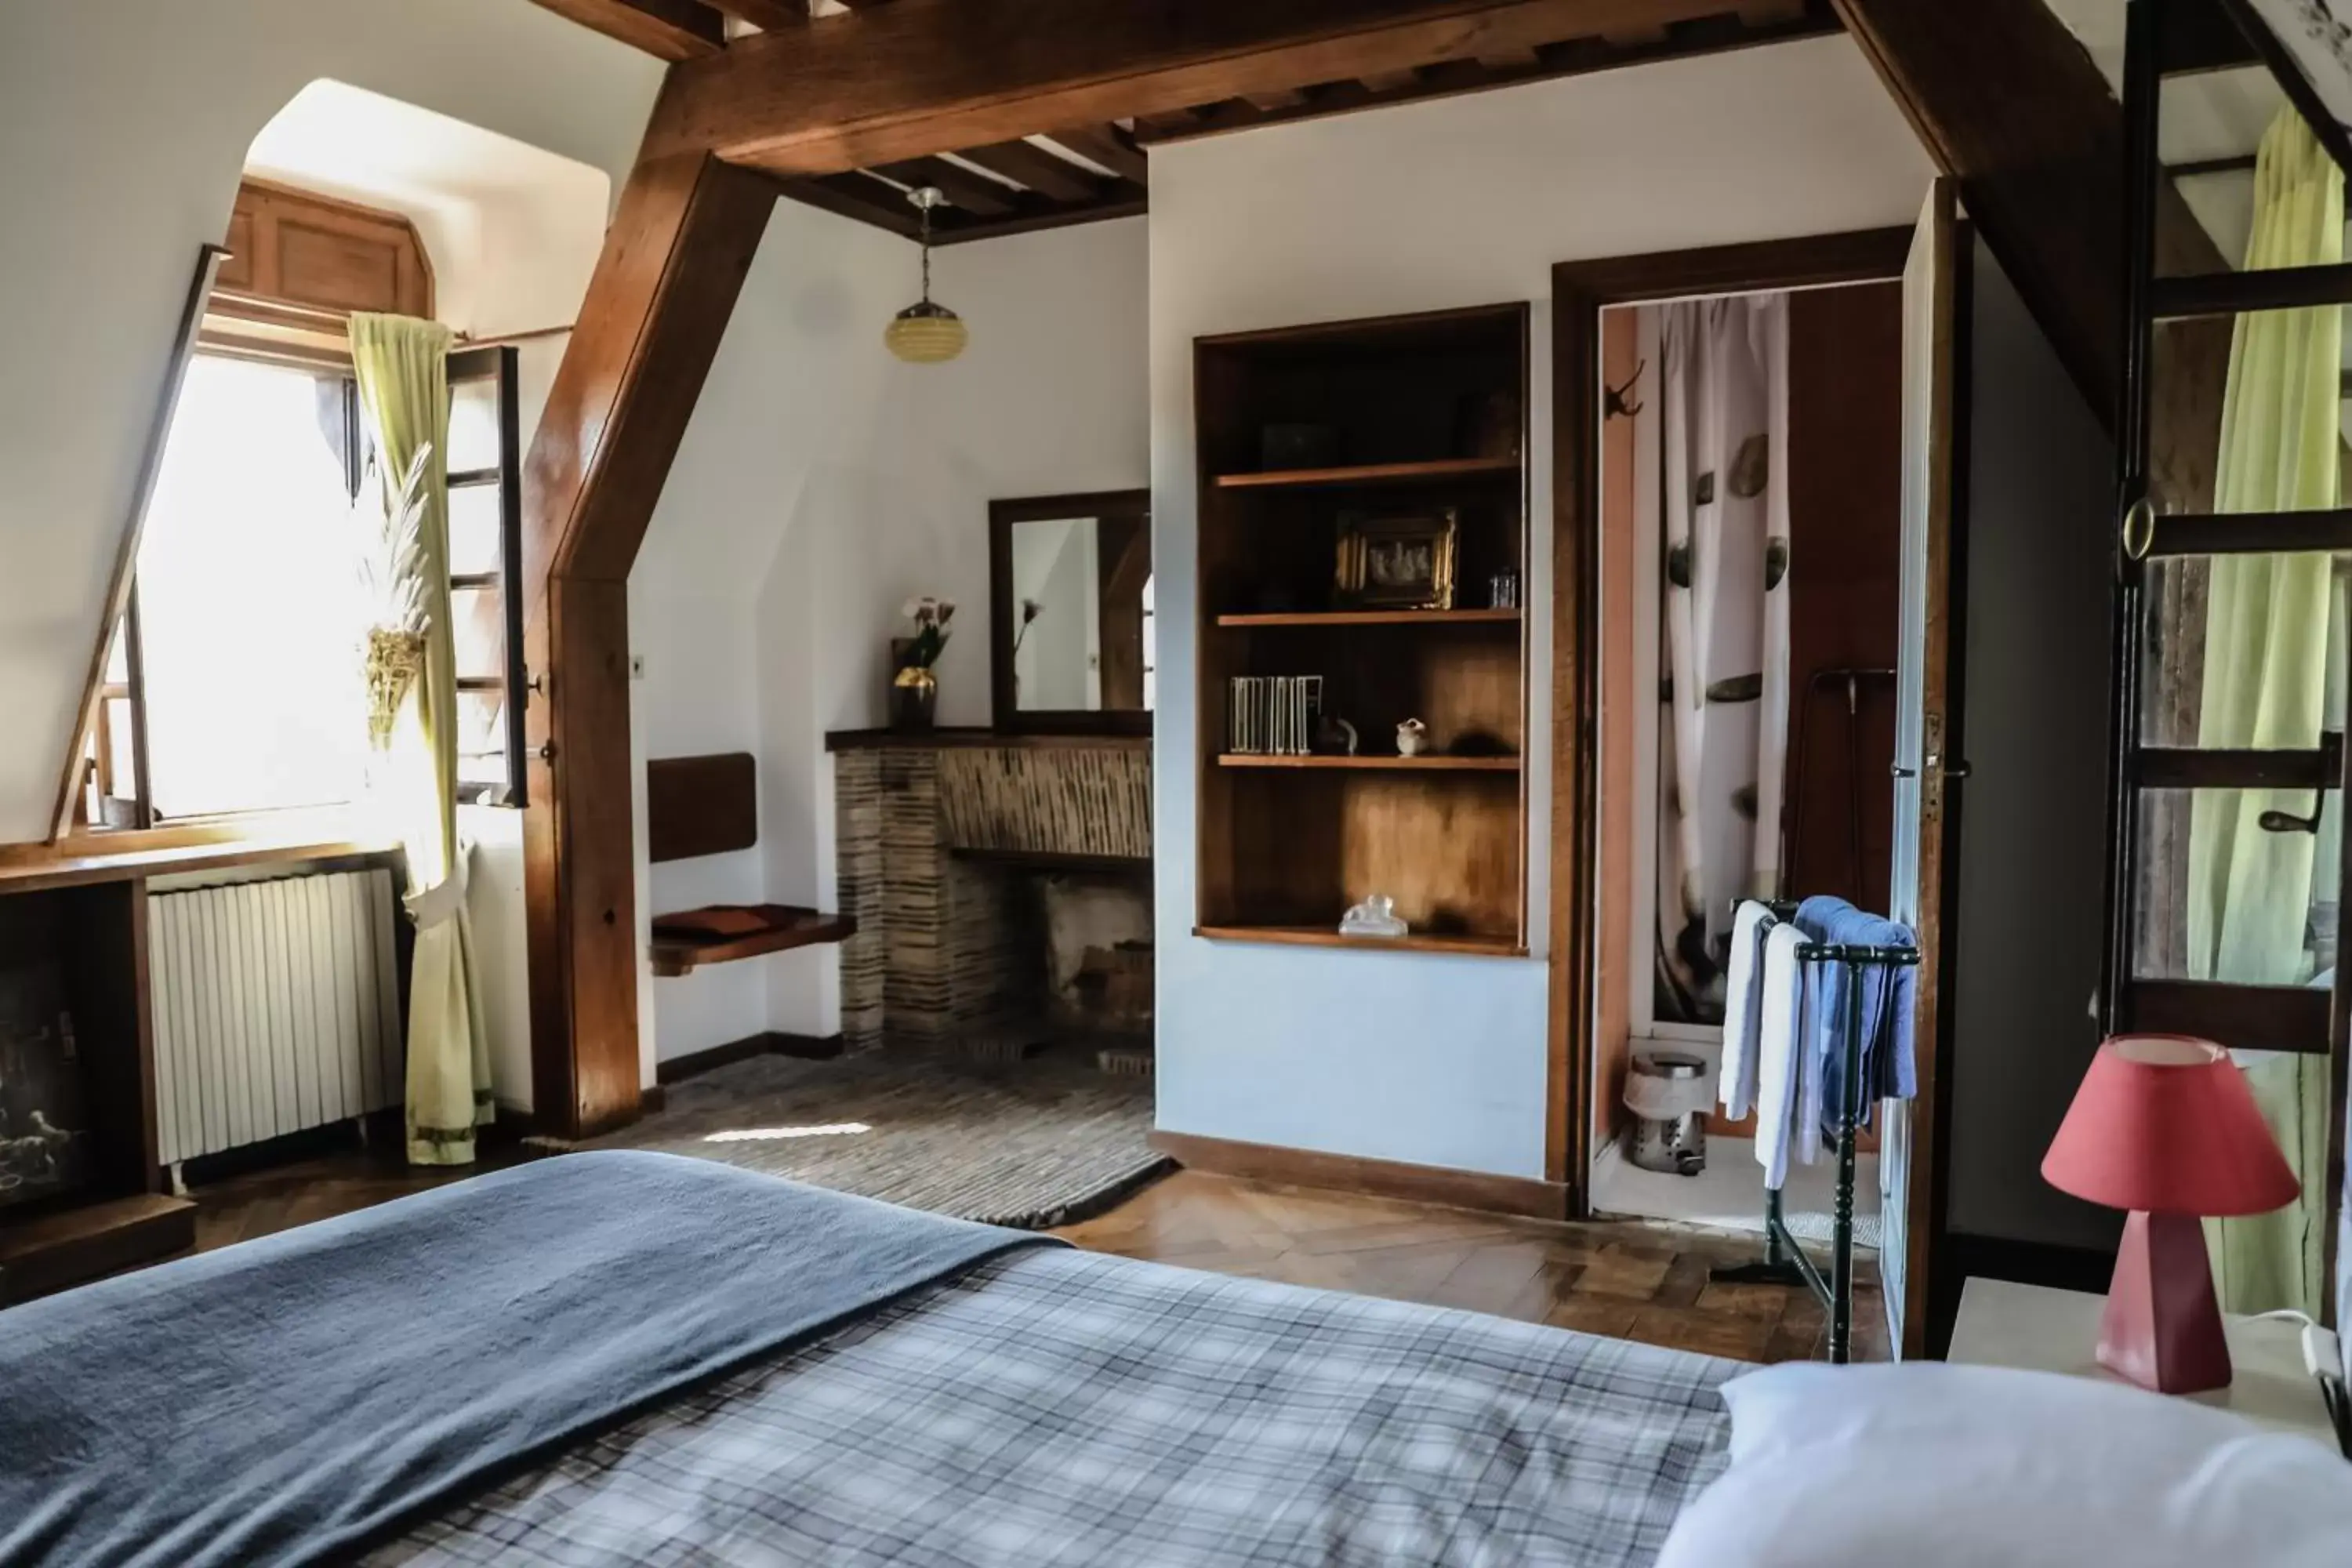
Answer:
149 868 405 1168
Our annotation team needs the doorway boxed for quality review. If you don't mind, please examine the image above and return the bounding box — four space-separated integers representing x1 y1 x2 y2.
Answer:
1591 276 1904 1242
1548 207 1965 1358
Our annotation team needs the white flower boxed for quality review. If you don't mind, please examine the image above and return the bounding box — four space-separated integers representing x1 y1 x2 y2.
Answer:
901 597 922 619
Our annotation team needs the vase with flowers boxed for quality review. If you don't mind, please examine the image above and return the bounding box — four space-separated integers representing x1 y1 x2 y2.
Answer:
891 595 955 731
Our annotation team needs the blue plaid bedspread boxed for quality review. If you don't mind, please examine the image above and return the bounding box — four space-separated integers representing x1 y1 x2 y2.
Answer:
371 1247 1737 1567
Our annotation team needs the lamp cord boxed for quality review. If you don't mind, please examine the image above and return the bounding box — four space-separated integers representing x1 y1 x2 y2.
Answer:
919 201 934 304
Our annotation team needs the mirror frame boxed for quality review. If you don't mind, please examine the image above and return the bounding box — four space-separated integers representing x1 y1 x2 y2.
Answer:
989 488 1152 735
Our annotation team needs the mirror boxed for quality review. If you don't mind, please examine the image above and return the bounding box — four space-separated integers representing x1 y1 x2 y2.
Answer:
989 489 1152 734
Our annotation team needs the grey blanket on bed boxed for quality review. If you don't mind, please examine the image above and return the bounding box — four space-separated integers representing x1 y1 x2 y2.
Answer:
0 1150 1056 1568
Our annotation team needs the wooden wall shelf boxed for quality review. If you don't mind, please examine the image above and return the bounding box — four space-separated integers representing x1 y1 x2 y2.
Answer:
1194 924 1526 958
1214 608 1520 628
1213 455 1521 490
1194 303 1531 952
649 905 855 978
1217 753 1519 771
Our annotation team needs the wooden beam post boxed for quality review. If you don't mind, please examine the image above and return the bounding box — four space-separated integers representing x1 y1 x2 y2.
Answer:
521 144 775 1137
1832 0 2235 475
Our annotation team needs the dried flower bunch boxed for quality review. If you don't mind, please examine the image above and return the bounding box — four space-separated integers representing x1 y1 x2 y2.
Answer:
355 444 435 749
897 595 956 670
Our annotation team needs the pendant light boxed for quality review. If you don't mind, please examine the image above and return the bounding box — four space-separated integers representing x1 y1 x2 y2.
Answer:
884 186 968 365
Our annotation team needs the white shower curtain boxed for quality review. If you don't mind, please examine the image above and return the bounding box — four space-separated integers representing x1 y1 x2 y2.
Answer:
1655 294 1792 1022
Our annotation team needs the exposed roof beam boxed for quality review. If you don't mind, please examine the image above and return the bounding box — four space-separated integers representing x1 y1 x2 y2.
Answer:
1045 124 1149 183
779 172 926 236
1831 0 2229 430
649 0 1779 174
931 190 1150 247
956 140 1111 203
704 0 811 29
528 0 725 60
1144 5 1835 144
869 156 1021 216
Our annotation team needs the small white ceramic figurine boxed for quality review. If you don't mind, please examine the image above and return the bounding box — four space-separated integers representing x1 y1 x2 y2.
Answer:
1339 895 1408 939
1396 718 1429 757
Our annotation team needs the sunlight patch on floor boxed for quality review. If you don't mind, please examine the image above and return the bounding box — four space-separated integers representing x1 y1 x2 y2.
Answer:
702 1123 873 1144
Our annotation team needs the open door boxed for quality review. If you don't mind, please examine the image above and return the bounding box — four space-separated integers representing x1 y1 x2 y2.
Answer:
1884 178 1963 1360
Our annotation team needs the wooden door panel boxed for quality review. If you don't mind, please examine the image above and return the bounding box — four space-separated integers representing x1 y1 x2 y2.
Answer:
1886 176 1961 1361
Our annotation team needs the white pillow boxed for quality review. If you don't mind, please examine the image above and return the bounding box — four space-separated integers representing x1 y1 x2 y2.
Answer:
1655 1362 2352 1568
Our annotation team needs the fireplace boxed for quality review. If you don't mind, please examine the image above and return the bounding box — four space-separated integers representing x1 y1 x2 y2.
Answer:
830 731 1152 1056
0 940 94 1211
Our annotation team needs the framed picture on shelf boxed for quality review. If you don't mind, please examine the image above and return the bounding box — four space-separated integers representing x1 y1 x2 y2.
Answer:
1336 510 1458 611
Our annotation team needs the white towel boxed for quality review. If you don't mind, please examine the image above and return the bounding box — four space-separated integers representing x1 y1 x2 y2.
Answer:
1753 922 1807 1191
1718 901 1775 1119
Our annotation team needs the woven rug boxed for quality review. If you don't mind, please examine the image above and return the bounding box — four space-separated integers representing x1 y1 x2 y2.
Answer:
549 1047 1170 1230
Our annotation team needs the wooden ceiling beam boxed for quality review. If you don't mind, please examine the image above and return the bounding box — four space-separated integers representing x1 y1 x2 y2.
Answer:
527 0 725 60
931 189 1151 247
704 0 811 29
1044 124 1149 183
955 140 1111 202
780 172 928 235
1137 3 1839 144
649 0 1784 174
1831 0 2231 434
869 156 1022 216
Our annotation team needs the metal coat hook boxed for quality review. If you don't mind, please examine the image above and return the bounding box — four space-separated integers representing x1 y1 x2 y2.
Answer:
1604 359 1646 421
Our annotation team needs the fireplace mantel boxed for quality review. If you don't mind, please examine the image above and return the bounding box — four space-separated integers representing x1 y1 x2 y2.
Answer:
833 733 1151 1051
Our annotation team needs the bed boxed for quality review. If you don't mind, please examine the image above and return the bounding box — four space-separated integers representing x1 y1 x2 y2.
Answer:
0 1152 1736 1568
9 1151 2343 1568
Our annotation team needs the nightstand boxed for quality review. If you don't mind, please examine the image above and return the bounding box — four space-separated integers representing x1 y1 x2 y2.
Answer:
1948 1276 2343 1447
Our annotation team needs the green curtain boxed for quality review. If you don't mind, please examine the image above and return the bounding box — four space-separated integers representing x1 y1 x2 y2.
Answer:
349 312 494 1167
2189 109 2341 1313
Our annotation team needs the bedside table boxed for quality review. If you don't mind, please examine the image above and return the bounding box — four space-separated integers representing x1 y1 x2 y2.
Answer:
1948 1276 2343 1447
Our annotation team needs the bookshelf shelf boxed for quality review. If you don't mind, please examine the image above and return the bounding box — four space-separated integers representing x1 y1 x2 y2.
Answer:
1193 303 1530 953
1216 753 1519 771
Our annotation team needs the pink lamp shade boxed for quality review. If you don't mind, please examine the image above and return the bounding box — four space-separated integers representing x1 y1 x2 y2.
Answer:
2040 1035 2299 1396
2042 1034 2298 1216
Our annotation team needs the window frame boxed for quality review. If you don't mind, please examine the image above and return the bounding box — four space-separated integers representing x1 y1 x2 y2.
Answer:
74 342 528 830
445 343 528 809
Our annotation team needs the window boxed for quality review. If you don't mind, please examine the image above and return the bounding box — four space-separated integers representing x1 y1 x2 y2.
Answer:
73 345 527 829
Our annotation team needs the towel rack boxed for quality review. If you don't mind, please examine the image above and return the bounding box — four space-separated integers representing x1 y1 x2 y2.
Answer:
1714 921 1919 1365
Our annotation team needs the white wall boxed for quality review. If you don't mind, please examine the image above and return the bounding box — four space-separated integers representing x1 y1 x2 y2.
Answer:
1149 36 1936 1177
0 0 660 846
627 207 1152 1062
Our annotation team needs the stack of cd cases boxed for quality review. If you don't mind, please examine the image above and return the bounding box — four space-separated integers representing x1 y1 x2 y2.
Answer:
1227 674 1323 756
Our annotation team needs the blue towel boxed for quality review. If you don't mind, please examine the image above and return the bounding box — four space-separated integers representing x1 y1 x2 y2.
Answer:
1793 895 1918 1135
0 1150 1058 1568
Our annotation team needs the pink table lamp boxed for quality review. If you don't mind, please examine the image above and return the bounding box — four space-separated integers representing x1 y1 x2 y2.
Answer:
2041 1034 2299 1396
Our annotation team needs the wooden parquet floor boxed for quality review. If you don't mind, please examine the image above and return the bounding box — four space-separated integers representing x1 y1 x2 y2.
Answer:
191 1150 1883 1364
1057 1171 1886 1363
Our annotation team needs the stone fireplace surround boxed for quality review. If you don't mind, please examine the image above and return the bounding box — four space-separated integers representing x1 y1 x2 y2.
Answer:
827 731 1150 1053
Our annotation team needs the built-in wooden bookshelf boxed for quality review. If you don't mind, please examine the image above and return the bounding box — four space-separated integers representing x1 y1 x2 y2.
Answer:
1194 303 1530 954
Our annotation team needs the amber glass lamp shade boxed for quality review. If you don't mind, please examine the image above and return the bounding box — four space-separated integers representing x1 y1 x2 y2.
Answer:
886 185 968 365
884 300 968 365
